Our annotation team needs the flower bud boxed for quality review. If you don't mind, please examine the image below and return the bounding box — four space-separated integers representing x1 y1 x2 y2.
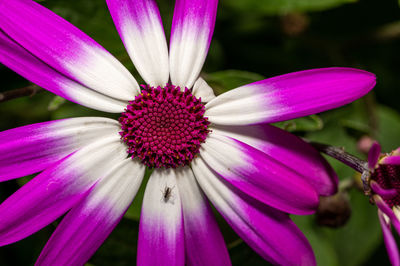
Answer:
316 192 351 228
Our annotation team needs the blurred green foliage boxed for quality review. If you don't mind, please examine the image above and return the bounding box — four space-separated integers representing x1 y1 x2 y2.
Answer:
1 0 400 265
224 0 358 15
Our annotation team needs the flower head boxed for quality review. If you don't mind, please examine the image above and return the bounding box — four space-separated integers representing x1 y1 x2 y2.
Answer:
119 84 210 168
366 142 400 266
0 0 376 265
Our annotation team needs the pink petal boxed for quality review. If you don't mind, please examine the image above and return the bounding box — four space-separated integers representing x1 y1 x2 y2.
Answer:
211 124 338 196
381 156 400 165
36 159 145 265
106 0 169 87
0 136 127 246
378 210 400 266
192 157 316 266
200 132 319 215
368 142 381 169
169 0 218 89
176 167 231 266
0 117 120 181
0 0 138 100
0 30 127 112
205 67 376 125
370 181 397 199
375 196 400 235
137 169 184 266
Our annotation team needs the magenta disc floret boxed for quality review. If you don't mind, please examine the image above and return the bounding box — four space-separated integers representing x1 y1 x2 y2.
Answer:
119 84 210 168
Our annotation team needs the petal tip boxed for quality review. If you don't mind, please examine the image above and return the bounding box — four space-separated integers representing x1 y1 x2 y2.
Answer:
368 141 382 169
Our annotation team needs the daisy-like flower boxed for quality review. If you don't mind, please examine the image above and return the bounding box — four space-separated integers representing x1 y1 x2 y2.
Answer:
366 142 400 266
0 0 376 265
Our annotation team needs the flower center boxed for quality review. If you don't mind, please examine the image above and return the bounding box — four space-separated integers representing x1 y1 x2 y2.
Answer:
372 164 400 207
119 84 210 168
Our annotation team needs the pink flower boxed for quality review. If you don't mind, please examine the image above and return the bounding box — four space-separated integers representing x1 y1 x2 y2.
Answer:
367 142 400 266
0 0 376 265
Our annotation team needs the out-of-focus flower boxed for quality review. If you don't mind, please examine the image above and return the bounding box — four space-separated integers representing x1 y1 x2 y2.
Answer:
0 0 376 265
316 192 352 228
367 142 400 266
358 135 375 154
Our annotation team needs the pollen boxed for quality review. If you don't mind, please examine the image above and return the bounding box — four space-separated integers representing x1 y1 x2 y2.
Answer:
119 84 210 168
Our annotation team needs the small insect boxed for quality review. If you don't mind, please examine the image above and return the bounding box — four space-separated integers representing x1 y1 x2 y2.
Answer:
161 185 175 203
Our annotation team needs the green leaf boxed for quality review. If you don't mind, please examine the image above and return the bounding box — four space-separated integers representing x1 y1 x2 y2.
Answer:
273 114 323 132
292 215 339 266
302 102 384 266
306 115 362 179
89 219 139 266
50 101 116 120
203 70 265 94
326 191 381 266
376 105 400 151
229 241 268 265
294 190 381 266
224 0 358 15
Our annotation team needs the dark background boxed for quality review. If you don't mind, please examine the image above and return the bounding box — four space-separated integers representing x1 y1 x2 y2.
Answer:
1 0 400 265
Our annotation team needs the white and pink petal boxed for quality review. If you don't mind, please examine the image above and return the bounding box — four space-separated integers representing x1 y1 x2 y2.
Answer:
0 0 139 100
106 0 169 87
205 68 376 125
192 77 216 103
192 158 316 266
36 158 145 265
137 169 184 265
374 196 400 235
378 210 400 266
0 30 127 112
200 132 319 215
176 167 230 266
169 0 218 89
0 117 121 182
0 135 127 246
210 124 338 196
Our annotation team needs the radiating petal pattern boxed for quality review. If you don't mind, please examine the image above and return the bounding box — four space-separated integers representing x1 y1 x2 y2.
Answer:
205 68 376 125
137 169 184 266
378 210 400 266
0 30 127 112
36 159 145 266
0 0 139 100
0 136 127 246
106 0 169 87
211 124 337 196
200 132 319 215
0 117 121 181
169 0 218 89
192 77 216 102
192 158 316 266
176 167 231 266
